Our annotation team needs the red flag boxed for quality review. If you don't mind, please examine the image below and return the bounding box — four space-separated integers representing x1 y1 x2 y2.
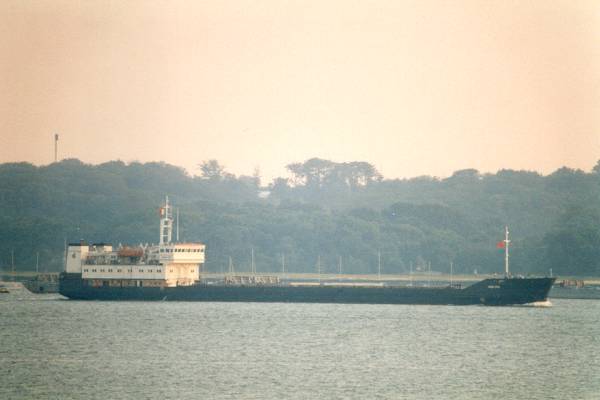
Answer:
496 241 505 249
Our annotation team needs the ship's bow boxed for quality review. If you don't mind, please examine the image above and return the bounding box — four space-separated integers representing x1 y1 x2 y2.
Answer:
465 277 556 305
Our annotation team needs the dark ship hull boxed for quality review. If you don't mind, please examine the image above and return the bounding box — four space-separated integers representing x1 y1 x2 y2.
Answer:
59 273 555 306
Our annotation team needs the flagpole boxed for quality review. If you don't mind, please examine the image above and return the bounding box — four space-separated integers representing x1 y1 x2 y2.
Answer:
504 226 510 277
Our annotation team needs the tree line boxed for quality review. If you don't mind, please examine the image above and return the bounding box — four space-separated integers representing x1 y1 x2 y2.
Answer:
1 158 599 277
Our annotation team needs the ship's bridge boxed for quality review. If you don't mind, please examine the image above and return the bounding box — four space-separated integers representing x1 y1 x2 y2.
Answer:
158 243 205 264
77 242 206 287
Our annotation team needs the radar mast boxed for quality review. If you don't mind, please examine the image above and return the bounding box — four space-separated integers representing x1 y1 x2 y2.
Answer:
159 196 173 245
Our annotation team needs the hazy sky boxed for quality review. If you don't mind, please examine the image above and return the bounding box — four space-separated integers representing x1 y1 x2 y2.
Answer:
1 1 599 182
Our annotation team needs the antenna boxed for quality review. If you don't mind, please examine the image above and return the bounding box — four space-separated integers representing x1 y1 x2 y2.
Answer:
176 208 179 242
36 252 39 274
281 253 285 277
251 247 255 275
450 261 453 287
54 133 59 163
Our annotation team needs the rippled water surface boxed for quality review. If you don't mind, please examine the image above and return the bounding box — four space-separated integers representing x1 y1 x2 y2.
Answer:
1 290 599 399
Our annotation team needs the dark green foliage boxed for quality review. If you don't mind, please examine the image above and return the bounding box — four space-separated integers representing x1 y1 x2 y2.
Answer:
1 158 599 276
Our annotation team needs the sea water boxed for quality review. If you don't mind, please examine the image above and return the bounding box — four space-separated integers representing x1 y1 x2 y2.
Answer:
1 290 599 399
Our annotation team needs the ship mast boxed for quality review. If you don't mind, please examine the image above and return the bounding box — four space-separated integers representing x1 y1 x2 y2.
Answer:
378 250 381 280
159 196 173 245
504 226 510 277
176 208 179 242
317 255 321 284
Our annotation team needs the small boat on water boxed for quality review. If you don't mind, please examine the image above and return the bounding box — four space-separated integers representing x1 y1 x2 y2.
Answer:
0 287 9 294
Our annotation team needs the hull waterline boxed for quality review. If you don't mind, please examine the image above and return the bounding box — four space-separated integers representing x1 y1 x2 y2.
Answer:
60 273 555 306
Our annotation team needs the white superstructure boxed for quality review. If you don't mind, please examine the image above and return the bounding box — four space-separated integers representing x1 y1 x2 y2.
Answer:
65 198 205 287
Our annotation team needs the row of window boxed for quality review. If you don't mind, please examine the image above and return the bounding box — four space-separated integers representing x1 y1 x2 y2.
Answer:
84 269 163 273
159 248 204 253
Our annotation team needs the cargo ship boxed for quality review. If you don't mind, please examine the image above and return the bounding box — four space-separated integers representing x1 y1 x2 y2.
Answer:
59 198 555 305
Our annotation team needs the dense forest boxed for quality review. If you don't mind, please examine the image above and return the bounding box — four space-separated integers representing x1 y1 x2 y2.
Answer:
1 158 599 277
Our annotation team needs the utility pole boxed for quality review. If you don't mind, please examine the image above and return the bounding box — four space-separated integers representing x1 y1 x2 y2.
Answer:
36 252 39 274
251 248 255 275
54 133 59 162
450 261 453 286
